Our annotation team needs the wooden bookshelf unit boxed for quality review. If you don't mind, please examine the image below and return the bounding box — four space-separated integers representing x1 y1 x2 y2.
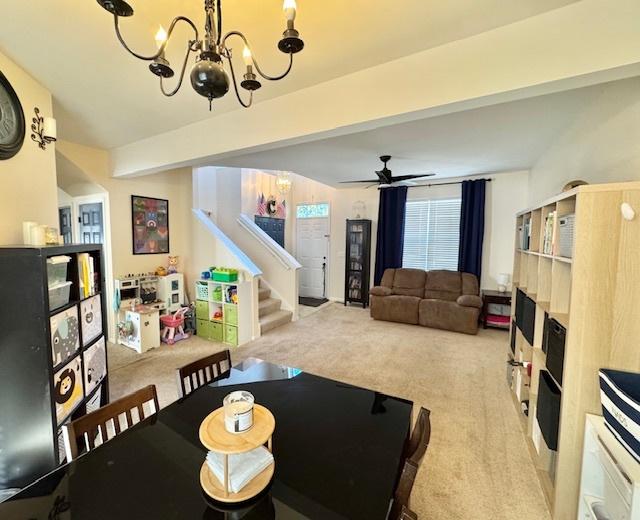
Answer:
507 181 640 520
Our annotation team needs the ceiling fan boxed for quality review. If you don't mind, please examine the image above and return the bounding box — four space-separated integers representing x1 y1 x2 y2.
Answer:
339 156 435 189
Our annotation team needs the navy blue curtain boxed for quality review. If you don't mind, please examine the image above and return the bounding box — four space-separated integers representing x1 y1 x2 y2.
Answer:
374 186 408 285
458 179 486 279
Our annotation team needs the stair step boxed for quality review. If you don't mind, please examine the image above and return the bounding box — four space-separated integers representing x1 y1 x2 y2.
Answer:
260 309 293 334
258 287 271 301
259 297 281 317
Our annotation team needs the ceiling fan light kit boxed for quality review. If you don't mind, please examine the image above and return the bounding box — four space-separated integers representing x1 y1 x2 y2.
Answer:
96 0 304 110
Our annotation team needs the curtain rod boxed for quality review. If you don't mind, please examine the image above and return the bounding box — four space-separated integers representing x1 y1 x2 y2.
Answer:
408 178 493 188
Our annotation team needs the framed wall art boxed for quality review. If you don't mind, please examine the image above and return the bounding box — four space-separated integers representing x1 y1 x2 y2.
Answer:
131 195 169 255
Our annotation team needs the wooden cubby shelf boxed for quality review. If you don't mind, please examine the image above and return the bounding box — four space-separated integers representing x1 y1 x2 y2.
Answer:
507 181 640 519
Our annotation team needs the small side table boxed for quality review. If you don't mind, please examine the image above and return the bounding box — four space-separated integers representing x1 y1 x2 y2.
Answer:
481 289 512 330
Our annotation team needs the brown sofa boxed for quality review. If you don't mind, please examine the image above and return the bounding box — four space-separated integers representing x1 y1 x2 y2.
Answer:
369 268 482 335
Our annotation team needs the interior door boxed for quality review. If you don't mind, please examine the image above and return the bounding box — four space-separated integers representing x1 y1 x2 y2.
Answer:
58 207 73 244
297 217 329 298
78 203 103 244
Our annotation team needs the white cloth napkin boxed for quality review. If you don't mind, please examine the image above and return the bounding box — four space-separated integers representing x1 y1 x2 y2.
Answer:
206 446 274 494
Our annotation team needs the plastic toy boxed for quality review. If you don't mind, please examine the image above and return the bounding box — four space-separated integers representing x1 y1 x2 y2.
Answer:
167 255 179 274
160 307 191 345
213 309 223 321
155 266 167 276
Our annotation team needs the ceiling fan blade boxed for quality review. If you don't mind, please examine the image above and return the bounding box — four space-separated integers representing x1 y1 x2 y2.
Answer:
338 179 381 184
391 173 436 182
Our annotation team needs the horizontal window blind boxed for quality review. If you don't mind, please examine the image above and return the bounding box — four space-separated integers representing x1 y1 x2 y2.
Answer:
402 198 462 271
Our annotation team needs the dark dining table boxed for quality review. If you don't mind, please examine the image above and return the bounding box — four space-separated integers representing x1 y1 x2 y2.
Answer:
0 358 413 519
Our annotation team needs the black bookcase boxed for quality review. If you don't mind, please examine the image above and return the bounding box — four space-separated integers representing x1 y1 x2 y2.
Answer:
0 244 109 489
344 219 372 308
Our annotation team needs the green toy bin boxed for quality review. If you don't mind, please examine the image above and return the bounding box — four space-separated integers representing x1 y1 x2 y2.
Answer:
211 270 238 283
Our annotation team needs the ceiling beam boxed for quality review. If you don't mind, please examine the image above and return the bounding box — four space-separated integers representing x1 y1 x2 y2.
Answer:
111 0 640 178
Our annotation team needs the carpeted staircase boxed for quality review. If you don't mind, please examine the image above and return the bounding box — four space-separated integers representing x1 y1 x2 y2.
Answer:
258 279 292 334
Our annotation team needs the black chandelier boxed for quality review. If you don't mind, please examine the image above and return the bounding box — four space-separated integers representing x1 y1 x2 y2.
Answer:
97 0 304 110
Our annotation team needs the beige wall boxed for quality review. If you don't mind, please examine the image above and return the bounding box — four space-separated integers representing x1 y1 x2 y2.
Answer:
56 140 194 286
529 77 640 203
0 49 58 244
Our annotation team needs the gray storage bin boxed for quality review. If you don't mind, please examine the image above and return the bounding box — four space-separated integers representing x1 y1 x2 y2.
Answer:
46 256 71 286
558 214 575 258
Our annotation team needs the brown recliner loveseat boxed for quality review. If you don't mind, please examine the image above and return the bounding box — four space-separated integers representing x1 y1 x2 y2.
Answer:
369 268 482 335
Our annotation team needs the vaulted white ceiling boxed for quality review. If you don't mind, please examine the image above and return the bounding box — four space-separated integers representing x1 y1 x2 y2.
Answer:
0 0 576 149
214 83 604 185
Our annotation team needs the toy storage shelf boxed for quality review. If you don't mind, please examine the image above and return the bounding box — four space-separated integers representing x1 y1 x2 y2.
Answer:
507 181 640 519
0 244 109 489
195 279 251 347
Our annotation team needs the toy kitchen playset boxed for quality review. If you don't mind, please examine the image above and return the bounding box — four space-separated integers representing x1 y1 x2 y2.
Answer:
115 265 186 353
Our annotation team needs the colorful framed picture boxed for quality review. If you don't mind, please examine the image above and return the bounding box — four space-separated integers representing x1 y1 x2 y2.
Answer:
131 195 169 254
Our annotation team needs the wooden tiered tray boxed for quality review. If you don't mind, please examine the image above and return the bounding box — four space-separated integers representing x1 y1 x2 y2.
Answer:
199 404 275 503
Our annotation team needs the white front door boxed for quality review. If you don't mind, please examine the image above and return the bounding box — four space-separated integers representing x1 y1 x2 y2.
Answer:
297 216 330 299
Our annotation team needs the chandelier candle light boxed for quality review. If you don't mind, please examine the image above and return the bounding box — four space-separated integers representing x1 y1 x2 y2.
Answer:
96 0 304 110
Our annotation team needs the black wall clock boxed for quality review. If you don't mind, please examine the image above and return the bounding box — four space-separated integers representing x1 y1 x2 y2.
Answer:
0 70 25 160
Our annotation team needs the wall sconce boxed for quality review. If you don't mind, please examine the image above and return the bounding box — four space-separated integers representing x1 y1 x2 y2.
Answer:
276 171 292 195
30 108 57 150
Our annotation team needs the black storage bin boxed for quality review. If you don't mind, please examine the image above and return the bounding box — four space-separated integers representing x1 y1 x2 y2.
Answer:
546 318 566 386
510 320 516 354
515 289 525 329
536 370 561 451
542 312 550 354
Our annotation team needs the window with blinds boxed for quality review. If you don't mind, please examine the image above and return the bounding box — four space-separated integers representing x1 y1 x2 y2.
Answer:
402 198 462 271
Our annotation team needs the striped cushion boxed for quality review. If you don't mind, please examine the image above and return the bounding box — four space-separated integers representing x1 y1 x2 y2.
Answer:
599 369 640 463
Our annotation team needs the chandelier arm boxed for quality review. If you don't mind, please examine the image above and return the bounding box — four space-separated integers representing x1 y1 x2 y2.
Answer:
159 42 195 97
226 53 253 108
221 31 294 81
216 0 223 45
113 14 200 62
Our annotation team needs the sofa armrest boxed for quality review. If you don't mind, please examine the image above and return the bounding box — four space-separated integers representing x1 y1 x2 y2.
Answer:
457 295 483 308
370 286 392 297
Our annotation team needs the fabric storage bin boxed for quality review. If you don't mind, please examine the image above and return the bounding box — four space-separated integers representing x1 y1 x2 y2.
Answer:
599 369 640 463
48 281 72 311
195 300 209 320
210 322 223 342
46 256 71 286
195 281 209 301
224 324 238 346
224 303 238 326
536 370 561 451
197 319 212 339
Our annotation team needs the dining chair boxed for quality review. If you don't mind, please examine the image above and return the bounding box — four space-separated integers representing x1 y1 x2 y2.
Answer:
175 349 231 398
62 385 159 461
405 407 431 464
400 505 418 519
390 407 432 520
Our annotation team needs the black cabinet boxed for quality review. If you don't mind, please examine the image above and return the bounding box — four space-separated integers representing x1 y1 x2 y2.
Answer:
344 219 372 308
254 216 285 248
0 244 109 488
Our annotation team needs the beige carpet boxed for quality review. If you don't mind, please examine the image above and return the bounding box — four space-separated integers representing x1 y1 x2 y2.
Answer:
108 303 550 520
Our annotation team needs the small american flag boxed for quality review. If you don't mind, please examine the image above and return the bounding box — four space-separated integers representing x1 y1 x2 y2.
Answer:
256 193 267 216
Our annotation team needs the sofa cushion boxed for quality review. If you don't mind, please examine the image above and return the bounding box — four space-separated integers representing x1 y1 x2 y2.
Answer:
391 268 427 297
370 286 392 297
424 270 462 301
419 299 480 335
457 295 483 308
370 295 421 324
380 268 396 288
461 272 479 296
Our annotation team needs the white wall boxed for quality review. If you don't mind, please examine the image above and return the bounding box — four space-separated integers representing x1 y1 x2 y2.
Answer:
529 77 640 203
0 49 58 243
408 171 529 291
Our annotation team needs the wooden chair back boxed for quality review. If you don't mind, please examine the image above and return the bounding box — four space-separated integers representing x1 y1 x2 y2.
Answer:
175 350 231 398
63 385 159 461
406 407 431 464
390 407 432 520
400 506 418 519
